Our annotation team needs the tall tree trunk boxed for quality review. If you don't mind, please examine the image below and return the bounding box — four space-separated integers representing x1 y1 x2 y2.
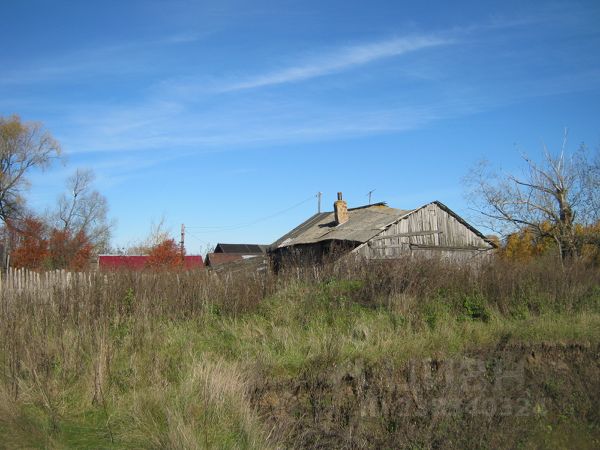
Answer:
558 194 576 260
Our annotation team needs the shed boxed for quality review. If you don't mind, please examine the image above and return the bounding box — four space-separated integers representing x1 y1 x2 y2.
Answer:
206 243 268 268
213 243 267 254
205 252 245 267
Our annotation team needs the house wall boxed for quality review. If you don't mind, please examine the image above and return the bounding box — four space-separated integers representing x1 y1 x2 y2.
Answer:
353 202 493 261
270 240 359 272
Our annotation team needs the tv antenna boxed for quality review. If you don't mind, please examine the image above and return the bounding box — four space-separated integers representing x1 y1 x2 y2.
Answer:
366 189 376 205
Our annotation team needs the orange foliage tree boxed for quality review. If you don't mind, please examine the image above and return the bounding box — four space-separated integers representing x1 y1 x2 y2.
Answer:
11 217 49 269
66 230 94 271
11 218 93 270
46 228 94 270
145 239 184 269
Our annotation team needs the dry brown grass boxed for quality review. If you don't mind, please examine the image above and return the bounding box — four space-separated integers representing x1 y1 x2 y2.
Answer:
0 256 598 447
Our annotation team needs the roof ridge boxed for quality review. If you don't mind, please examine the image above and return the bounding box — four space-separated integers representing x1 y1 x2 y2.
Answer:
347 202 388 211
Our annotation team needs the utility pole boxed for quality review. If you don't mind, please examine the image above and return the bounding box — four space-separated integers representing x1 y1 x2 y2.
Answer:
180 224 185 261
367 189 376 205
317 192 322 213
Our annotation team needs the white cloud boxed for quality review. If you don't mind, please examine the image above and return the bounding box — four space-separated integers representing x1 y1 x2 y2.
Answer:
219 35 452 92
0 33 207 86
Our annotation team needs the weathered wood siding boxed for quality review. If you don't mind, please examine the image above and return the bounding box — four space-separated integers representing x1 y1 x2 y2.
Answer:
353 202 493 261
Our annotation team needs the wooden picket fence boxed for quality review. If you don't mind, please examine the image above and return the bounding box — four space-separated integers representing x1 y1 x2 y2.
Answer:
0 267 95 293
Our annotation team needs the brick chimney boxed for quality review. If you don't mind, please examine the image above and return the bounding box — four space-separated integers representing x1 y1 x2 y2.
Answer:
334 192 349 225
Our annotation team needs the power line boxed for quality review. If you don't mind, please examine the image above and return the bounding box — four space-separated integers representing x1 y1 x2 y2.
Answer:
185 194 315 233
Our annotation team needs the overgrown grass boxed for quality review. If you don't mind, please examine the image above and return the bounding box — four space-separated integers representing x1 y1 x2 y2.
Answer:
0 257 599 448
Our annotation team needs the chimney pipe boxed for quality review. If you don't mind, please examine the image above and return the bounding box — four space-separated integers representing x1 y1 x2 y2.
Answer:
334 192 349 225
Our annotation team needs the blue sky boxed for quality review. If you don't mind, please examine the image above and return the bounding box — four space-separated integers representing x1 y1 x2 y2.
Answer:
2 0 599 253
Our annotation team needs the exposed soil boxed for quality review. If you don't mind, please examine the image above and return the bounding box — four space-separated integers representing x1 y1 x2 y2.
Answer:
252 343 600 449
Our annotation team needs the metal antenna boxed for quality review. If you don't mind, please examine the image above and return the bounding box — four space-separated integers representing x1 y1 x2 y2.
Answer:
367 189 376 205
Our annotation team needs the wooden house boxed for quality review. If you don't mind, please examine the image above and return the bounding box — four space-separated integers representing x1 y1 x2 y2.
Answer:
269 192 496 268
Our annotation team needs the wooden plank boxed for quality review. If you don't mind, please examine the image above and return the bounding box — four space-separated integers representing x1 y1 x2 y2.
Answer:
409 244 492 251
369 244 412 249
369 230 442 241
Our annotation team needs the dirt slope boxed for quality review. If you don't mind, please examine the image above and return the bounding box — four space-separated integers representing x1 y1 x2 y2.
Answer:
253 343 600 449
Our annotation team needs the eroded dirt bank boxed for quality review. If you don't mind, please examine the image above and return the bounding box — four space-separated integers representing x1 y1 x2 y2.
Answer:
252 343 600 449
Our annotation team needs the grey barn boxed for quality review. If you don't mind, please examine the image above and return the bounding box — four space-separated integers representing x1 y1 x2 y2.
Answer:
269 193 496 268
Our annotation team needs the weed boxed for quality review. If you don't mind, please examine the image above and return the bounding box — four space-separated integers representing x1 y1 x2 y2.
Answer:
462 292 490 322
0 257 598 447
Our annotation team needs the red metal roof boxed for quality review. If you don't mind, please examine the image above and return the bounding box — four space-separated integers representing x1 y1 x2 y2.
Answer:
99 255 204 270
183 255 204 269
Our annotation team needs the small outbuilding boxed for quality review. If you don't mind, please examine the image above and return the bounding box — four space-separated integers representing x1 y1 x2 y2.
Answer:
205 243 267 268
269 193 496 269
213 243 268 254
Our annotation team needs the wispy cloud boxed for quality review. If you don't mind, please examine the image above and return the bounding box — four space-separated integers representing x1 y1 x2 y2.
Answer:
56 60 599 159
219 35 452 92
0 32 208 86
55 96 470 156
9 16 600 165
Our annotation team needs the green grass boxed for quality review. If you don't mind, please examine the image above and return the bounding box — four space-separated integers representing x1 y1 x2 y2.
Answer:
1 267 599 448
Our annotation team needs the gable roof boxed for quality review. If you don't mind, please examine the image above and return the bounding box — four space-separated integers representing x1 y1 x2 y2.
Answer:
205 252 244 266
209 254 269 273
423 201 497 247
214 243 266 254
270 201 496 250
99 255 148 270
271 203 414 249
98 255 204 270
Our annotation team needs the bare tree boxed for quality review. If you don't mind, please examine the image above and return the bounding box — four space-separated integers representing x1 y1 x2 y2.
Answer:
126 216 171 255
0 115 61 224
465 134 600 261
53 168 112 252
